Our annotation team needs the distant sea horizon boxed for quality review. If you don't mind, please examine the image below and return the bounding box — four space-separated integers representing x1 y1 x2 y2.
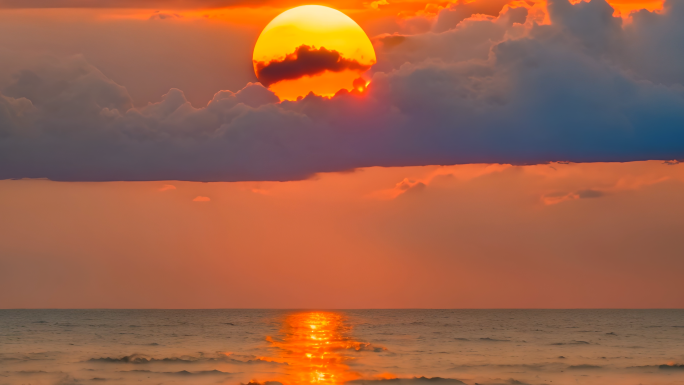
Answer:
2 309 683 385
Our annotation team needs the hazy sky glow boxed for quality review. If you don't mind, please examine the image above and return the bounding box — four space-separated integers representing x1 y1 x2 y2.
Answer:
1 161 683 309
1 0 682 309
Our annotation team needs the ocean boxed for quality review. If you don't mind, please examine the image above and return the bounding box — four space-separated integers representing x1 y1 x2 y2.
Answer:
1 310 683 385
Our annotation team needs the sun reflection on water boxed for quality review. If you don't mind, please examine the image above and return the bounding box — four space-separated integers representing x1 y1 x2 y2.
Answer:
262 312 361 385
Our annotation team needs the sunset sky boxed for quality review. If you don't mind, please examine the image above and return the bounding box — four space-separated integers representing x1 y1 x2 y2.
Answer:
0 0 682 309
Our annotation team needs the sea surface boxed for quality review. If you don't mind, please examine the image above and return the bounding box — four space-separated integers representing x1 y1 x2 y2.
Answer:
1 310 683 385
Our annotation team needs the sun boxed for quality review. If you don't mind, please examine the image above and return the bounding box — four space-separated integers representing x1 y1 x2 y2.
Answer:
253 5 376 101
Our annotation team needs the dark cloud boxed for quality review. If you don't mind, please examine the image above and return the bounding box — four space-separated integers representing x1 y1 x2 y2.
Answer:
546 0 684 85
0 0 683 182
372 6 528 73
547 0 623 55
254 45 373 87
577 189 604 199
623 1 684 86
388 0 517 36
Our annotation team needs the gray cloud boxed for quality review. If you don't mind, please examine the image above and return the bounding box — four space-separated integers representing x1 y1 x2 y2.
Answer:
254 45 372 87
623 1 684 86
373 6 528 73
433 0 513 33
0 0 683 182
577 189 605 199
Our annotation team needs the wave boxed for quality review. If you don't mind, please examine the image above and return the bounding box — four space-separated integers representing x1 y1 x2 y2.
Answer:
568 365 602 370
120 369 231 376
349 377 466 385
353 342 388 352
627 363 684 370
88 353 282 365
551 340 590 345
470 380 530 385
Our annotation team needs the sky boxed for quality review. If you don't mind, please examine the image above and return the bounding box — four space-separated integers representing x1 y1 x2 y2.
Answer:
0 0 683 308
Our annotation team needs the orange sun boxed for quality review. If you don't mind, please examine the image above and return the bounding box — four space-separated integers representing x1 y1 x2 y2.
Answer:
253 5 376 101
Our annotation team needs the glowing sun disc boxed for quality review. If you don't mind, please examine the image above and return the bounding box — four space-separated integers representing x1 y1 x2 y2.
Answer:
253 5 376 101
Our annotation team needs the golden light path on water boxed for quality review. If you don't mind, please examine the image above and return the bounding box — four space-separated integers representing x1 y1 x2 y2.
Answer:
258 312 364 385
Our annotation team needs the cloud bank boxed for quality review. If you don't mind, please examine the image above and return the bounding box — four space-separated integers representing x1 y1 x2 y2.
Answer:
254 45 373 87
0 0 683 181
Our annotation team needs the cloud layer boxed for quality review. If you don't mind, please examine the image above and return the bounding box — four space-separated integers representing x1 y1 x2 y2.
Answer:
0 0 683 181
254 45 372 87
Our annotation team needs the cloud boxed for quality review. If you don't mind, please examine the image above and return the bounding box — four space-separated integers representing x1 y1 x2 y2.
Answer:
193 196 211 202
372 5 529 73
0 0 683 182
149 12 182 20
542 190 605 205
366 0 389 10
159 184 176 191
433 0 514 32
537 162 674 205
576 189 604 199
622 0 684 86
394 0 519 35
370 178 427 199
254 45 373 87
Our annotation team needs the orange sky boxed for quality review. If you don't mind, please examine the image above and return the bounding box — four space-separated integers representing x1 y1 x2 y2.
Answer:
1 161 683 309
89 0 666 21
0 0 680 309
0 0 664 106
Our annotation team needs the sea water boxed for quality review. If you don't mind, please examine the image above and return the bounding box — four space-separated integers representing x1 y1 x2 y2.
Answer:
1 310 683 385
